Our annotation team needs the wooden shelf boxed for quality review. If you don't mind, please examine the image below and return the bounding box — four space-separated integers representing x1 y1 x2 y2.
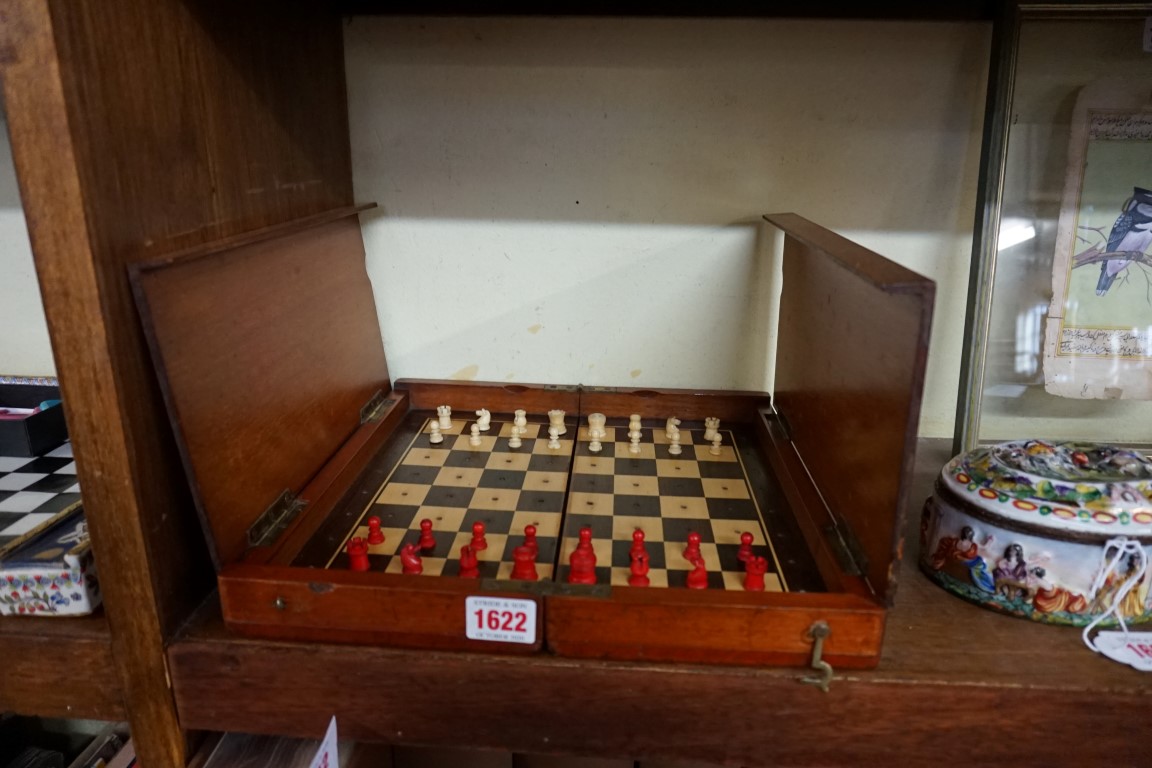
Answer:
168 440 1152 766
0 609 124 720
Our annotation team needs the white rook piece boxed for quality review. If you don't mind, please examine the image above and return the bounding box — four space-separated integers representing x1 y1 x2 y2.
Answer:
549 409 567 436
703 417 720 442
437 405 453 431
475 408 492 432
469 423 482 447
429 421 444 444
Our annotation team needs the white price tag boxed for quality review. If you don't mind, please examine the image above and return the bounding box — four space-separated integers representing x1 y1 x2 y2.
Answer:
1145 17 1152 52
1093 631 1152 671
465 596 537 644
308 716 339 768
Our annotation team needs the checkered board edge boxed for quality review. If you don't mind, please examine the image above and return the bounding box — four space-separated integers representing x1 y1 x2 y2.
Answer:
555 417 786 591
0 442 81 554
326 415 573 579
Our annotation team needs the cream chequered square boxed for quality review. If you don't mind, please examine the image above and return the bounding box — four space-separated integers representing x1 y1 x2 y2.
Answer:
566 491 615 516
485 451 533 472
409 506 469 534
701 477 750 499
497 560 555 581
449 531 509 562
558 534 613 565
659 496 711 519
573 455 615 475
614 441 656 460
612 515 664 542
654 459 701 478
451 434 498 452
522 470 567 493
612 475 660 496
578 426 618 442
693 443 737 462
662 541 721 572
402 447 451 467
652 428 695 445
510 509 564 538
353 525 407 557
385 556 449 576
532 438 573 455
498 422 542 439
610 566 669 588
375 482 431 506
433 467 484 487
468 487 522 511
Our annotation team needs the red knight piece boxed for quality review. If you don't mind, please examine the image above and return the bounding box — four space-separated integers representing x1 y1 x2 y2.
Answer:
459 545 479 578
471 521 488 551
683 531 702 563
744 555 768 591
346 537 370 572
628 549 650 587
366 516 385 546
418 518 436 551
511 544 539 581
400 543 423 575
523 524 538 557
686 557 708 589
737 531 754 563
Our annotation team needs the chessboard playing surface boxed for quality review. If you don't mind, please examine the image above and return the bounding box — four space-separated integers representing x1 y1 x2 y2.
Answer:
0 442 81 553
556 418 786 591
326 415 573 579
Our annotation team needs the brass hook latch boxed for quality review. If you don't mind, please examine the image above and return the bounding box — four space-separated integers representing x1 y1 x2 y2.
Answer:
801 621 833 692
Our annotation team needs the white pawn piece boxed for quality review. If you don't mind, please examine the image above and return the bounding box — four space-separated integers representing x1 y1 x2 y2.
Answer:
548 426 562 450
429 421 444 444
589 435 603 453
437 405 453 431
475 408 492 432
629 428 642 455
665 416 681 437
710 432 723 456
469 423 482 447
514 409 528 433
703 417 720 442
508 424 523 449
549 409 567 436
668 429 682 456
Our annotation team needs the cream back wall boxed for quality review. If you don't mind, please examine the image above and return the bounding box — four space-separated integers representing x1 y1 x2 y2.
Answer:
356 17 986 437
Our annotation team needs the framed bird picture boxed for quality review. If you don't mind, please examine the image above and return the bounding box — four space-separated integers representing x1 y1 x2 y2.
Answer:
955 3 1152 453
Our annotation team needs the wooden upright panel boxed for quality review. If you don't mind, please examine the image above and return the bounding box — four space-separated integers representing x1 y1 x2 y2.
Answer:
2 1 354 764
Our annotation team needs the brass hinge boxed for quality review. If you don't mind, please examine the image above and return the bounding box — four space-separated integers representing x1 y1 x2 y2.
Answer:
479 577 611 599
248 489 307 548
360 389 394 424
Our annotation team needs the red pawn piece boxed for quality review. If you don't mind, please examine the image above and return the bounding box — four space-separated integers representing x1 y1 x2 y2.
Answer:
737 531 754 563
523 524 538 557
471 521 488 551
346 537 370 572
630 529 646 557
628 549 650 587
418 518 436 551
459 545 479 578
511 544 539 581
400 543 423 575
686 557 708 589
366 516 385 546
744 555 768 591
683 531 702 563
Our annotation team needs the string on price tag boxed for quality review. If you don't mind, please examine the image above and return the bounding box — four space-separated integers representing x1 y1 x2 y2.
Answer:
1082 537 1151 671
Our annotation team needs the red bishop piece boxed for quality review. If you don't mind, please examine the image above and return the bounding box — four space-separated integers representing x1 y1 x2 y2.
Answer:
400 543 423 575
630 529 646 557
523 524 538 557
346 537 370 572
459 545 480 579
737 531 754 563
628 550 650 587
418 518 436 551
683 531 702 563
471 521 488 551
511 545 539 581
744 556 768 592
366 516 385 546
686 557 708 590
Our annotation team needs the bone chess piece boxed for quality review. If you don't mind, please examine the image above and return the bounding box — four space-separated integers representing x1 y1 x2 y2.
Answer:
548 425 562 450
587 412 606 435
548 409 567 436
668 428 682 455
428 420 444 444
508 424 523 449
469 423 482 447
665 416 681 437
588 434 603 453
629 413 642 432
514 409 528 433
710 432 723 456
475 408 492 431
628 427 642 454
437 405 453 430
703 417 720 442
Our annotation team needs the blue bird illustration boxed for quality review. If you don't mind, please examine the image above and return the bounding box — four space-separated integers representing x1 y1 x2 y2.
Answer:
1097 186 1152 296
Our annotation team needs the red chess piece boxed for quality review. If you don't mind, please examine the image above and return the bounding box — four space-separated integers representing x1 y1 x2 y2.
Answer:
471 521 488 551
737 531 754 563
686 557 708 589
576 525 595 555
511 545 539 581
683 531 702 563
523 524 538 557
418 518 436 551
459 545 479 579
744 555 768 591
400 543 423 575
630 529 646 557
346 537 370 572
568 527 597 584
628 550 650 587
366 516 385 546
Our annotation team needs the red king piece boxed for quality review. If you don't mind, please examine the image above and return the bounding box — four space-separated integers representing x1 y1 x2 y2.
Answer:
346 537 370 572
366 516 385 546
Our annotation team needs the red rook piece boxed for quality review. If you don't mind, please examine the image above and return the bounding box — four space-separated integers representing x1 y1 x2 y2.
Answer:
524 524 538 557
459 545 479 578
511 545 539 581
686 557 708 590
568 526 597 584
471 521 488 551
744 556 768 591
418 518 436 551
346 537 370 572
400 543 423 575
737 531 754 563
683 531 702 563
366 516 385 546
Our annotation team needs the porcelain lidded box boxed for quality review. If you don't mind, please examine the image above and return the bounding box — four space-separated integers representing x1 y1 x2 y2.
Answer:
921 440 1152 626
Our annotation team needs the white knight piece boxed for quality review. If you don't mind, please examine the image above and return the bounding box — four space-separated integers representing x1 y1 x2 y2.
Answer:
703 417 720 442
475 408 491 432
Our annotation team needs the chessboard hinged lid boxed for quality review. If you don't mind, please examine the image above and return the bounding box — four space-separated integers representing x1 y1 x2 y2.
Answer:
129 205 388 570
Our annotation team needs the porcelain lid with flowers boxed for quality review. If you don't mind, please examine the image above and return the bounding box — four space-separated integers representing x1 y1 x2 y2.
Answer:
941 440 1152 536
